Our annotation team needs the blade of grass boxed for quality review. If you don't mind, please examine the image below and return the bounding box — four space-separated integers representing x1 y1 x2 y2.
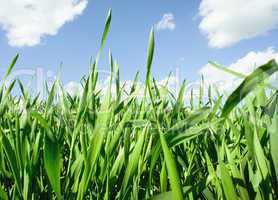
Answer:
44 135 61 200
221 59 278 117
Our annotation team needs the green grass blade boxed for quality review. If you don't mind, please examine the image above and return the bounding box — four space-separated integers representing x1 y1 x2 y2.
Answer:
120 125 148 197
30 111 54 142
0 54 19 95
208 61 246 78
95 9 112 67
270 103 278 177
219 163 238 200
221 59 278 117
1 132 22 195
44 135 61 200
0 185 8 200
146 28 155 85
209 61 278 91
158 125 183 200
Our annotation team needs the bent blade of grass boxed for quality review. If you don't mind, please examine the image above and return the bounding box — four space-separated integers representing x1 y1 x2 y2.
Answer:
208 61 245 78
221 59 278 117
209 61 278 91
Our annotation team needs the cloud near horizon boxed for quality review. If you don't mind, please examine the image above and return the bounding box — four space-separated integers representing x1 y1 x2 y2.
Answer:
0 0 88 47
199 47 278 93
199 0 278 48
64 74 181 98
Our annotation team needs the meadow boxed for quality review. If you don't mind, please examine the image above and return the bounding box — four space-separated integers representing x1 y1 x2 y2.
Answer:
0 10 278 199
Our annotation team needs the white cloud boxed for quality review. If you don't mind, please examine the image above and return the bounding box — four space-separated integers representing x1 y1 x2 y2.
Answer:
199 0 278 48
64 81 82 97
199 47 278 93
156 13 176 31
0 0 88 47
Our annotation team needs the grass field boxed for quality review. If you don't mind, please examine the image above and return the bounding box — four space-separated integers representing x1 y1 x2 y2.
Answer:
0 10 278 200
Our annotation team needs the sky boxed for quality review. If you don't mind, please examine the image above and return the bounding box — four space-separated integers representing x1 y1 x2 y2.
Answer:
0 0 278 96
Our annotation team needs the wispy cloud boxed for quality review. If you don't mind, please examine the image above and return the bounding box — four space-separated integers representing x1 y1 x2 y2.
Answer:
199 0 278 48
0 0 88 47
156 13 176 31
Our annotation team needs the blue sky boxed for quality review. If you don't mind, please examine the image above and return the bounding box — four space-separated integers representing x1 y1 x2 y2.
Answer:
0 0 278 89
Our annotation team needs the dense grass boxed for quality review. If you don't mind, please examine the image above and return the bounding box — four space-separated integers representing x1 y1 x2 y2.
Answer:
0 10 278 199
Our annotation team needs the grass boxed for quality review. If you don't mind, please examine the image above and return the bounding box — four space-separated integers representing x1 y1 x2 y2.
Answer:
0 10 278 199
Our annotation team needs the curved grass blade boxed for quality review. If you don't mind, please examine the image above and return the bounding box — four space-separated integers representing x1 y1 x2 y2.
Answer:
209 61 278 91
221 59 278 117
